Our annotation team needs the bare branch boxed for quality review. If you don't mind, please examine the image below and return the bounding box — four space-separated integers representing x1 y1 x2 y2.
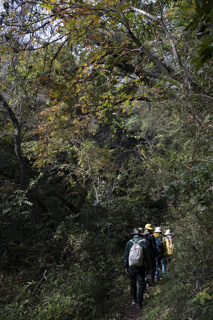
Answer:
0 133 14 138
130 6 183 69
117 5 208 95
32 269 48 295
0 94 28 189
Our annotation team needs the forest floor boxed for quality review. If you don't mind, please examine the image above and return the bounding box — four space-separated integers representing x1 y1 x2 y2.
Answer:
119 278 162 320
119 281 155 320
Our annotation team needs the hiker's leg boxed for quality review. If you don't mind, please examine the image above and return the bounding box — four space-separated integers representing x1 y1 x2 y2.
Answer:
161 258 165 274
155 258 159 280
129 266 137 302
136 266 145 305
151 257 156 281
144 266 149 287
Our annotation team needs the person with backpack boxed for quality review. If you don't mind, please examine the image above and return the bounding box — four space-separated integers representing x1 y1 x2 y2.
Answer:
153 226 167 281
138 226 151 289
164 229 174 262
144 223 158 285
124 228 152 309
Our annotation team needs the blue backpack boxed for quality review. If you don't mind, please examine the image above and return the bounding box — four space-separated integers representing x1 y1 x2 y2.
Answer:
155 235 164 254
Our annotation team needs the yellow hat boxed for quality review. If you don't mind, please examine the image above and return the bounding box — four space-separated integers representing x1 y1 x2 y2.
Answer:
145 223 153 231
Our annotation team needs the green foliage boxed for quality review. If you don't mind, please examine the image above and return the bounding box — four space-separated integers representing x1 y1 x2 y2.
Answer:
0 0 212 319
186 0 213 71
143 206 213 320
0 231 124 320
164 163 213 209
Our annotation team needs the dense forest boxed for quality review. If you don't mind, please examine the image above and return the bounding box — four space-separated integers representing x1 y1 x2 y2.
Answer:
0 0 212 319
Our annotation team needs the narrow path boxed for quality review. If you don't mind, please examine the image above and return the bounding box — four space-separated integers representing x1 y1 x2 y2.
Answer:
119 284 152 320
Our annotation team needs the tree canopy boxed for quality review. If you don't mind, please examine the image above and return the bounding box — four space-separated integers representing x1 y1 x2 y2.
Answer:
0 1 212 320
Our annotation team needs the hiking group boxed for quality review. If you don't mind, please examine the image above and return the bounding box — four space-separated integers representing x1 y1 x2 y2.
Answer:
123 224 174 310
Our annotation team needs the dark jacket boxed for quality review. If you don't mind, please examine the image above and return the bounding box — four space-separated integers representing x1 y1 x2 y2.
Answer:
124 235 152 270
145 231 158 259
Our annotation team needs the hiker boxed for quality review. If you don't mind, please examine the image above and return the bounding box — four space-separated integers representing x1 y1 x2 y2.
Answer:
138 227 146 242
139 226 151 289
144 223 158 285
124 228 152 309
164 229 174 262
153 226 167 280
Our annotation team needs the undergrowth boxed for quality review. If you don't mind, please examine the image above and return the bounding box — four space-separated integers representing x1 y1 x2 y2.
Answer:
142 208 213 320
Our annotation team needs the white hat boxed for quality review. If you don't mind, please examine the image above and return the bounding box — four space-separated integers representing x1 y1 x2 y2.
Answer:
165 229 171 236
154 226 162 233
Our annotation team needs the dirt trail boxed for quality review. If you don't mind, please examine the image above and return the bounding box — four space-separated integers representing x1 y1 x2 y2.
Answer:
119 289 151 320
119 301 143 320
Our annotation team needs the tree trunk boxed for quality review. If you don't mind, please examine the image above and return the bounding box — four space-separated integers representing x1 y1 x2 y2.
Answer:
0 94 28 189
